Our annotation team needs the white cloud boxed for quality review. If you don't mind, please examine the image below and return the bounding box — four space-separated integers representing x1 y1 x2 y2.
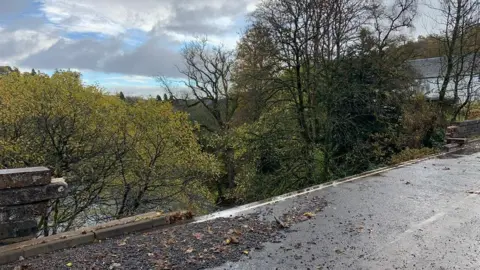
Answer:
246 2 258 12
38 0 259 36
0 28 58 65
39 0 173 35
3 0 259 83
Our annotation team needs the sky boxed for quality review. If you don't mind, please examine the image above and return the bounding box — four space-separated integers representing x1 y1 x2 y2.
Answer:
0 0 440 97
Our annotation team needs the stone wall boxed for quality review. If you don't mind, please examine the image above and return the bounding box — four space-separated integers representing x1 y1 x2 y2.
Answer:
448 119 480 138
0 167 68 244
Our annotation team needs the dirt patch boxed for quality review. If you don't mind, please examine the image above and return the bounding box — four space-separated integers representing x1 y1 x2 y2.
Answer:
1 198 328 270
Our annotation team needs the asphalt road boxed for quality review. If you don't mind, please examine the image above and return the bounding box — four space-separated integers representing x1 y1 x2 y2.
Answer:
211 146 480 270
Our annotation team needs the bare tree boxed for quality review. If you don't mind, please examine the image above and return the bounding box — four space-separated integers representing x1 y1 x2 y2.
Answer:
161 38 237 202
429 0 480 105
367 0 418 54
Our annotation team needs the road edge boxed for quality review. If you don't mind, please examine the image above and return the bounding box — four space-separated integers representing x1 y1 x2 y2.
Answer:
193 139 480 223
0 211 192 265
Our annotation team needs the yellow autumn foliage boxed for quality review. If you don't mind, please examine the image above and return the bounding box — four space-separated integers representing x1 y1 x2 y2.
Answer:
0 71 219 230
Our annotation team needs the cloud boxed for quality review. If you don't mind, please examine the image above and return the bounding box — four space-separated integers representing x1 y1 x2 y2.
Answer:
102 37 182 77
0 0 32 15
2 0 262 80
19 34 182 77
20 37 122 71
38 0 259 36
0 28 58 65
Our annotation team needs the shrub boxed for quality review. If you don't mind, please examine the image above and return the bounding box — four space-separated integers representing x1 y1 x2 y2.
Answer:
389 147 438 165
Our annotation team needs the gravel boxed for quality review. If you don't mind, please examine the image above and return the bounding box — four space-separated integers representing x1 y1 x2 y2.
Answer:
1 197 328 270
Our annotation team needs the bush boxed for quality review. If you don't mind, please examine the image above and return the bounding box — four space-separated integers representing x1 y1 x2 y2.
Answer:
401 95 443 148
389 147 438 165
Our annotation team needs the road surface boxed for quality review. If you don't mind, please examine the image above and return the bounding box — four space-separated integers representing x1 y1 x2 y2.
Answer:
212 146 480 269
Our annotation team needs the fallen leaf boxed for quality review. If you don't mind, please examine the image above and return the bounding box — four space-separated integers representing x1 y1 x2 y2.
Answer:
233 229 242 235
66 262 73 267
303 212 316 218
227 229 234 235
147 253 154 257
225 238 231 245
230 236 239 244
185 247 194 253
167 238 176 244
207 226 213 234
118 241 127 246
243 250 249 255
274 215 289 228
193 232 204 240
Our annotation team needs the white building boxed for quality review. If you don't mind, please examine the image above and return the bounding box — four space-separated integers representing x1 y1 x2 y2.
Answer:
409 55 480 102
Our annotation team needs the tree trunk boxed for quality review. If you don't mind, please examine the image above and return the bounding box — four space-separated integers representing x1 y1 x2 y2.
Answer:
225 147 236 188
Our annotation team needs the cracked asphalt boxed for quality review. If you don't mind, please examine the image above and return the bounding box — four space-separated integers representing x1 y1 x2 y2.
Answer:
211 145 480 270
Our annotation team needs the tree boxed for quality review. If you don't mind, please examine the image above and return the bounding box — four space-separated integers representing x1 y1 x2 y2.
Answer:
233 23 280 123
106 100 219 218
163 93 168 101
252 0 370 181
0 66 18 76
249 0 418 182
156 94 162 101
0 71 219 233
160 38 237 203
119 91 126 101
432 0 480 105
31 69 37 76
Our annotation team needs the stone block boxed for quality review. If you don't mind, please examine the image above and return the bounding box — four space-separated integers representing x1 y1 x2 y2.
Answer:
0 202 48 223
0 167 51 190
0 179 67 206
0 220 38 241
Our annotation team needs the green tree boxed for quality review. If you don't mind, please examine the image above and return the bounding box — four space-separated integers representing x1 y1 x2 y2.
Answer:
0 71 219 233
0 66 18 76
156 94 162 101
119 91 126 101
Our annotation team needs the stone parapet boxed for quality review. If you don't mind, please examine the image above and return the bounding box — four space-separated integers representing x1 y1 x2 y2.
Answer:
0 167 68 244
